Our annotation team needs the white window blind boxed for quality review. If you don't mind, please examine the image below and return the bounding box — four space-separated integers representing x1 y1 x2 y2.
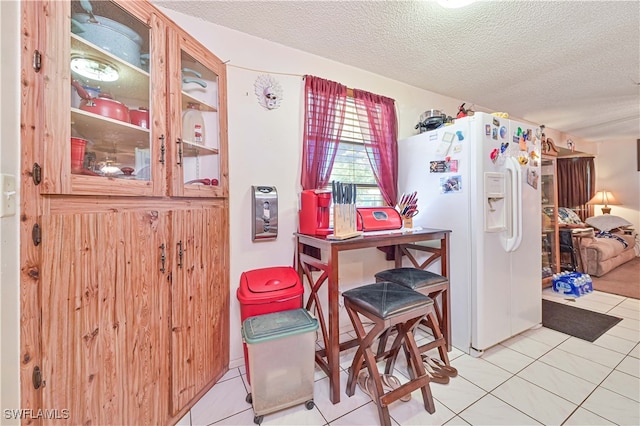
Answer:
327 98 383 207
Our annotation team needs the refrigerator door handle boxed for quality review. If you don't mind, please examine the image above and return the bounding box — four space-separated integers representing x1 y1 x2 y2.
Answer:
504 157 523 252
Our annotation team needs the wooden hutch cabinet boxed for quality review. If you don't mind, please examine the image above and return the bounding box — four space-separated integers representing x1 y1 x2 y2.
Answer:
20 1 229 424
541 137 560 288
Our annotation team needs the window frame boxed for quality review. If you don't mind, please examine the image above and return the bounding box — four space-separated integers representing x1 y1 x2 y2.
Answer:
325 96 383 207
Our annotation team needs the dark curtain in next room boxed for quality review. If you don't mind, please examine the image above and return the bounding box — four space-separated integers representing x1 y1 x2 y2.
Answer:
557 157 596 220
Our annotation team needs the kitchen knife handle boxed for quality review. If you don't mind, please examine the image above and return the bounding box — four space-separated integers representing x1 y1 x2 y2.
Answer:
332 180 337 203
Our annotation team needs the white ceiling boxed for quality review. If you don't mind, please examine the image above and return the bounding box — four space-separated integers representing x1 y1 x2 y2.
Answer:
154 0 640 145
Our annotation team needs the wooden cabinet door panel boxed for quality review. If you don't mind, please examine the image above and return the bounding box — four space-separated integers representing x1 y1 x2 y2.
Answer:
40 210 169 425
170 206 229 414
167 26 229 198
38 0 165 196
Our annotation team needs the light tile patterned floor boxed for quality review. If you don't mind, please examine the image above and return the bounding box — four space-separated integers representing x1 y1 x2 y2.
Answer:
178 289 640 425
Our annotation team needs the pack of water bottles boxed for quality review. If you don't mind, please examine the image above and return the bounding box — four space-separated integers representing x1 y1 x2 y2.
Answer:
552 271 593 297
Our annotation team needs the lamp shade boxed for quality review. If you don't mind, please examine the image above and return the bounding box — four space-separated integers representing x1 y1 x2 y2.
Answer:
588 190 620 214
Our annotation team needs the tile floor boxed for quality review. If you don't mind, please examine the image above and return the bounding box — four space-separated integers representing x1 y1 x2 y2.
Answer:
178 289 640 425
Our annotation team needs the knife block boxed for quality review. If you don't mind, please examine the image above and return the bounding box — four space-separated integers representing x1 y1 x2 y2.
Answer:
327 204 362 240
403 216 413 229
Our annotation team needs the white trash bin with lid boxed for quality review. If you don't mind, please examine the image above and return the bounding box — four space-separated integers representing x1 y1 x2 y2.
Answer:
242 308 319 425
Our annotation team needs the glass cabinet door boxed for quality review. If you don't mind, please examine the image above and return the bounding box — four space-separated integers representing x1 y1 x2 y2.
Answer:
541 157 559 285
168 29 227 198
63 0 162 195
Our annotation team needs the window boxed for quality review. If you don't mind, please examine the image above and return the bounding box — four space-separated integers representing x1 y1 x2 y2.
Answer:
302 75 397 208
326 97 383 207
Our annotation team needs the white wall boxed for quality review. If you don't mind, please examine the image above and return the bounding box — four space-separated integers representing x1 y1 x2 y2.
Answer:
0 1 21 424
593 140 640 227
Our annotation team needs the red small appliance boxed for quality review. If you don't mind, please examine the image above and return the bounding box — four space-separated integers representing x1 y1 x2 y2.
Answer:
236 266 303 384
356 207 403 231
298 189 333 236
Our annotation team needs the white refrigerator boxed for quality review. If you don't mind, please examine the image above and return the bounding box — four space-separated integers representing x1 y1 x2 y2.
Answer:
398 112 542 356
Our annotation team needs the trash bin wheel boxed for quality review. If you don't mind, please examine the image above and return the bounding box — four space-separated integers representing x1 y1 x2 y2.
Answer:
305 400 315 410
253 415 263 425
245 393 252 404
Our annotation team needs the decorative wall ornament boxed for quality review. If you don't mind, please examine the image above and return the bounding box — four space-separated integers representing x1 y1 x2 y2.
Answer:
566 139 575 151
254 74 283 110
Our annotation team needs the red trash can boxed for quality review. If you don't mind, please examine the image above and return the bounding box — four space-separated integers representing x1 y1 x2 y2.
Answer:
237 266 303 383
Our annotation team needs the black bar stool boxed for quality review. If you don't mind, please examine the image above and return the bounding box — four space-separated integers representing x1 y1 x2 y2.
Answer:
375 267 450 366
343 282 436 426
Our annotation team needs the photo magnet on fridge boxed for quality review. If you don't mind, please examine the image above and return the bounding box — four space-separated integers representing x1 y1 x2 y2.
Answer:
430 161 446 173
430 160 458 173
440 175 462 194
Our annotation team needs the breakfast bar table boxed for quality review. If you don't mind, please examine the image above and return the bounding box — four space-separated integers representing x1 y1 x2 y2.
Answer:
294 227 451 404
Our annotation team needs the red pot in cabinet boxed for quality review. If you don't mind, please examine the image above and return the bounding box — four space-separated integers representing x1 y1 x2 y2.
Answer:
129 107 149 129
71 137 88 171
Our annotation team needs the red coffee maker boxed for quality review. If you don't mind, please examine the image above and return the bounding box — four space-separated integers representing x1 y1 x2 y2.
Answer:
298 189 332 236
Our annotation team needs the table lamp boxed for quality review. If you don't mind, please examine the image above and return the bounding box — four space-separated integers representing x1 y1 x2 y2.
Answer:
588 190 620 214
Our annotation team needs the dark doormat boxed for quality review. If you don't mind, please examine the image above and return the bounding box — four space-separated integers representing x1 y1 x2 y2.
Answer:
542 299 623 342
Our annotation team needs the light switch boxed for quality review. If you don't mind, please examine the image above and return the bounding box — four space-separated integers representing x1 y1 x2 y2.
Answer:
0 174 17 218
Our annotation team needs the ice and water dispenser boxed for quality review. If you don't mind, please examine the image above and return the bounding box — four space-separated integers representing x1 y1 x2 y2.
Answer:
484 172 506 232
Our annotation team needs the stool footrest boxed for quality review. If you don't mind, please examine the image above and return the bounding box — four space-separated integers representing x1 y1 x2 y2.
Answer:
379 375 430 406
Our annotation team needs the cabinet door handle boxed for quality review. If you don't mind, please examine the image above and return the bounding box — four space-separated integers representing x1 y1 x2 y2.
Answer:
159 134 166 164
33 50 42 72
159 243 166 273
176 138 183 166
177 240 183 268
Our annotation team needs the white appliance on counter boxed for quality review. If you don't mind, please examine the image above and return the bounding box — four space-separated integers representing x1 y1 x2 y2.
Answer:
398 112 542 356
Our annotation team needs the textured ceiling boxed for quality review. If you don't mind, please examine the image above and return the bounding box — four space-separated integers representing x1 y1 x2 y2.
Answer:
154 0 640 145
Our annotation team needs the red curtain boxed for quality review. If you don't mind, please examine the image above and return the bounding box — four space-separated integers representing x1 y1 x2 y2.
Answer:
301 76 347 190
352 89 399 206
558 157 596 220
